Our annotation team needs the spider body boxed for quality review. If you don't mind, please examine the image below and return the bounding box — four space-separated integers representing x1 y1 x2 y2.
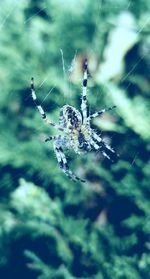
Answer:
31 60 117 182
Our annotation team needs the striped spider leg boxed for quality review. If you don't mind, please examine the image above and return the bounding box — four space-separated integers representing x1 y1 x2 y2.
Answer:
45 135 85 182
86 101 117 161
31 78 63 132
88 105 116 120
80 61 116 122
91 132 117 162
54 140 85 183
81 59 89 124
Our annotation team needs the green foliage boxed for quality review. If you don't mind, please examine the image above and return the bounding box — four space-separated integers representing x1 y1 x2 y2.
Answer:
0 0 150 278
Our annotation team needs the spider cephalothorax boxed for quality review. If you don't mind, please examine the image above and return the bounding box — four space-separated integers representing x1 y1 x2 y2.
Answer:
31 59 117 182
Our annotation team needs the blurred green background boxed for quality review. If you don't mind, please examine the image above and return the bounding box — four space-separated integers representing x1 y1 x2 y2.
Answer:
0 0 150 278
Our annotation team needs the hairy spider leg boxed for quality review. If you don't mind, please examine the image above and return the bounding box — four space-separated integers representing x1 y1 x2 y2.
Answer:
90 132 116 161
81 59 88 124
92 132 115 152
88 106 116 120
89 137 112 160
54 142 85 183
31 78 64 132
89 138 100 150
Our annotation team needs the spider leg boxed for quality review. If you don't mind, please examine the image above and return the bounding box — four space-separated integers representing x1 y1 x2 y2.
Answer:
81 59 89 124
54 142 85 183
31 78 64 132
88 106 116 120
90 132 117 162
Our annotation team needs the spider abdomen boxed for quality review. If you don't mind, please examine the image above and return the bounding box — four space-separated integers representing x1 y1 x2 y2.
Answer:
59 105 82 129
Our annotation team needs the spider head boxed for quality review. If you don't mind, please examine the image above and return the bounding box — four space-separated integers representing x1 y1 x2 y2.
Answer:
59 105 82 129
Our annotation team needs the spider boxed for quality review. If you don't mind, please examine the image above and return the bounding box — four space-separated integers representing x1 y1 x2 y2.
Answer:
31 59 117 183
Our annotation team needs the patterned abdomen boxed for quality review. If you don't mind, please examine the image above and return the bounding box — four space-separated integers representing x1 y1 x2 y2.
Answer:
59 105 82 129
